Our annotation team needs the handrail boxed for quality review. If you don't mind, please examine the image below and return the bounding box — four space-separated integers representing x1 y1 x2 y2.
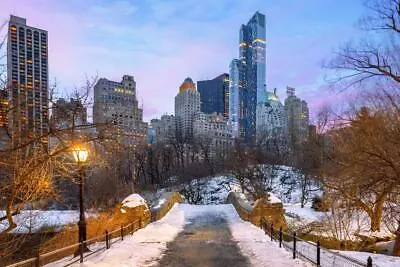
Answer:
6 219 142 267
261 218 376 267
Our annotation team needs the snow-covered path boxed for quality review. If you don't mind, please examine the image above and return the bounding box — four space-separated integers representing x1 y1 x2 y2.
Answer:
52 204 311 267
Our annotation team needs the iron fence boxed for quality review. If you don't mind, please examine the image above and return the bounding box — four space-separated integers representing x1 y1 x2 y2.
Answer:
261 219 378 267
7 218 142 267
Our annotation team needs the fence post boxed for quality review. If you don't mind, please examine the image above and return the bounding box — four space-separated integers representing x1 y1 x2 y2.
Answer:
293 232 296 259
121 224 124 240
317 240 321 266
105 230 109 249
279 227 282 248
367 256 373 267
35 254 40 267
270 224 274 241
80 242 84 263
264 221 267 235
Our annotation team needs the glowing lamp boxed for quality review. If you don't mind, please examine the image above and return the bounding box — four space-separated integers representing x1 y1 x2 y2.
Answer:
72 146 88 163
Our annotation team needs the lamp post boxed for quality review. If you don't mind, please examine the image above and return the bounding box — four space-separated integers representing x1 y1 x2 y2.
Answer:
72 146 89 253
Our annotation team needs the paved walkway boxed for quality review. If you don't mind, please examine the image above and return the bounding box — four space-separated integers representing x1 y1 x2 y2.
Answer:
155 211 251 267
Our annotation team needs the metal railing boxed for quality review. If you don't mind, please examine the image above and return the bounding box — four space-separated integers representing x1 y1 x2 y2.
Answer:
7 218 143 267
260 218 377 267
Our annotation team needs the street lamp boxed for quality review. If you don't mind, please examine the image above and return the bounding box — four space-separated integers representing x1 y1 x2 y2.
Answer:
72 146 89 254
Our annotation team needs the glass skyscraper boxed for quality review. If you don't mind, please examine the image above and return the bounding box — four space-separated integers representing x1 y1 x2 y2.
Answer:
229 11 266 143
197 73 230 119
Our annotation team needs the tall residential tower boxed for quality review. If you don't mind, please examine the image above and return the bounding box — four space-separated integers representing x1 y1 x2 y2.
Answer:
229 11 266 143
7 15 49 147
174 77 200 140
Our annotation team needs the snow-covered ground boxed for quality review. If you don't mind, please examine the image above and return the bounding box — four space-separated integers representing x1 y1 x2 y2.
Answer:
47 203 312 267
0 210 83 233
47 203 185 267
339 251 400 267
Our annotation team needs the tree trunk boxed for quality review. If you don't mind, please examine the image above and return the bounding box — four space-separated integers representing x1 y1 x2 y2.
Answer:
369 197 385 232
393 223 400 256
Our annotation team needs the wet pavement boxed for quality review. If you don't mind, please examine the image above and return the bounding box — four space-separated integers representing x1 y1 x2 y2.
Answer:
155 211 251 267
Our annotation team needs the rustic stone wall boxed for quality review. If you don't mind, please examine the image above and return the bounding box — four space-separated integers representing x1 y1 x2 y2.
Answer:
121 204 151 227
151 192 185 221
227 192 288 230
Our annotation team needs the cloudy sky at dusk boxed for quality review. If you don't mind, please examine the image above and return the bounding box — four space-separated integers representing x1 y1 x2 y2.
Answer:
1 0 366 122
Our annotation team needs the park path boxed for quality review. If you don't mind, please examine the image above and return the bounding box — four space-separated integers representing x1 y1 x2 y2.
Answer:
53 204 310 267
155 207 251 267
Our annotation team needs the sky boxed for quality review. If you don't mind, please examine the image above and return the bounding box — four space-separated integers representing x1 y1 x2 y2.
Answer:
0 0 366 122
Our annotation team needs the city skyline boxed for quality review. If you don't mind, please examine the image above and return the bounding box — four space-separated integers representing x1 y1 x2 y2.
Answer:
0 0 366 122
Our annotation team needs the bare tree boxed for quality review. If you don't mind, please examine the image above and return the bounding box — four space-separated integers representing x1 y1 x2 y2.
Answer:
326 0 400 90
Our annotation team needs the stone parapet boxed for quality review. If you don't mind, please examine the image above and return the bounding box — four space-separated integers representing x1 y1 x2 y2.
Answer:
150 192 185 221
227 192 287 230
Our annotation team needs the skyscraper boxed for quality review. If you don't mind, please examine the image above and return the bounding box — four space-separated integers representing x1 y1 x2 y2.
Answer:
197 73 229 119
229 59 245 138
240 11 266 104
93 75 147 144
229 11 266 143
7 15 49 147
284 87 309 147
174 77 200 140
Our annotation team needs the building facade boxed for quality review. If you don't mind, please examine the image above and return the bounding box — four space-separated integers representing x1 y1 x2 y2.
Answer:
93 75 147 145
256 88 288 151
229 11 266 144
197 73 229 119
151 114 176 144
174 78 200 140
193 112 234 159
284 87 309 147
51 98 87 129
0 90 8 129
229 59 245 138
7 15 49 147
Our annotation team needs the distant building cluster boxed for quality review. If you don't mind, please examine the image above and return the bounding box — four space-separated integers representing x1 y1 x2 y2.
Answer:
2 13 312 157
149 11 311 157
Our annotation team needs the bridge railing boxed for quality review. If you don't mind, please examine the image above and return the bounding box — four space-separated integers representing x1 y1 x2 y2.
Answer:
260 218 377 267
6 219 142 267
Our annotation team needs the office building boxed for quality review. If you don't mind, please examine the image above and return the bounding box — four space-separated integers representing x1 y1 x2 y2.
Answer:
197 73 229 119
284 87 309 147
93 75 147 145
151 114 176 144
256 88 288 150
193 112 234 159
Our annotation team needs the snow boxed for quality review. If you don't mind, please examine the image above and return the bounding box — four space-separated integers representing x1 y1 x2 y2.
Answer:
152 198 166 209
339 251 400 267
0 210 83 233
268 192 282 204
284 203 324 222
222 204 313 267
47 203 185 267
47 204 312 267
121 193 148 209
